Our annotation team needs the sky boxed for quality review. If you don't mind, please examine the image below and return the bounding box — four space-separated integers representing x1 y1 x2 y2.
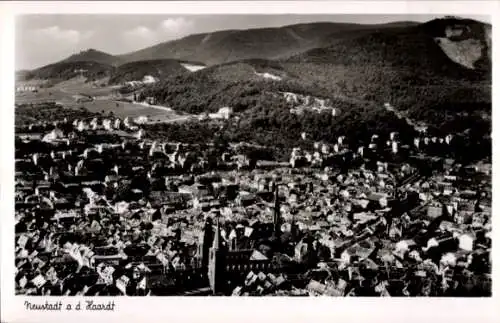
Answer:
15 14 491 70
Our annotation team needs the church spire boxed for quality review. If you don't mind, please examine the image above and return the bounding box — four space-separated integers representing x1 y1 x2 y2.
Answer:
199 216 214 269
212 216 222 249
208 215 225 295
273 182 281 239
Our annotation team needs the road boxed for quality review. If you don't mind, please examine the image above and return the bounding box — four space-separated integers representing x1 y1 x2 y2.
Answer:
383 103 428 133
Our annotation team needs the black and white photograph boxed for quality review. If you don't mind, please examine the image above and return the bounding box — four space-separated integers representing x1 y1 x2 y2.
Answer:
2 3 496 317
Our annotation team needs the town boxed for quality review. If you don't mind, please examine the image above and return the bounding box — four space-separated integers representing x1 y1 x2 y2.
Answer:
14 100 491 297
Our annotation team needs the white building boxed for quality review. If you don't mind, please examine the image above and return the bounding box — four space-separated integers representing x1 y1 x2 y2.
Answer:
135 115 149 124
16 85 37 93
208 107 233 120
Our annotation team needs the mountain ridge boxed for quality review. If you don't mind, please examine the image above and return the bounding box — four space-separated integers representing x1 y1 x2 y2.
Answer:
117 21 422 66
18 18 490 73
18 17 491 87
20 20 426 72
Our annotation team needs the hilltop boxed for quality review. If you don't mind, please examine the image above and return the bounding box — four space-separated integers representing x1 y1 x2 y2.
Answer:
20 61 115 84
282 17 491 127
62 48 123 66
19 58 199 86
290 18 490 76
107 59 191 85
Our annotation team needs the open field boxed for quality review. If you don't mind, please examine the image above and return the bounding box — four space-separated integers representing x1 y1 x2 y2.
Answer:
82 100 192 123
15 89 75 105
54 76 121 97
15 76 190 123
15 76 117 104
82 99 183 121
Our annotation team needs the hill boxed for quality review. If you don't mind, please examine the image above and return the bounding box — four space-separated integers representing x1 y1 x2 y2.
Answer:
107 59 190 85
141 17 491 154
118 21 418 65
283 17 491 126
20 61 115 83
20 58 193 86
61 48 123 66
288 19 490 77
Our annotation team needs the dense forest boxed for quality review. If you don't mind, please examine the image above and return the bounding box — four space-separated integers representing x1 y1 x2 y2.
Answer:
137 18 492 156
107 59 189 85
20 59 191 86
140 55 490 136
15 102 100 127
21 61 114 83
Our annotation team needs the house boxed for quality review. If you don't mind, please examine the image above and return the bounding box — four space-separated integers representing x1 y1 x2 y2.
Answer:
145 97 157 105
209 107 233 120
213 183 239 201
135 116 149 125
459 190 477 200
458 233 475 252
149 191 190 209
34 185 51 197
179 184 211 199
444 175 457 182
366 192 389 209
193 195 216 210
427 202 444 219
236 192 257 207
42 129 65 143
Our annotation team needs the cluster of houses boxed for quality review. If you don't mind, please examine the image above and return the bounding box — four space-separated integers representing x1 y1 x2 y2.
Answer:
123 75 158 89
197 107 234 121
14 109 491 296
282 92 340 117
16 85 38 93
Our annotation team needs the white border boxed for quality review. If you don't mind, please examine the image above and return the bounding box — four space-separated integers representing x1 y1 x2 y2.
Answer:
1 2 499 323
2 1 500 15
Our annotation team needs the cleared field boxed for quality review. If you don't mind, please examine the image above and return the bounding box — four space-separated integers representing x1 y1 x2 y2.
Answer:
15 89 71 104
15 76 191 123
55 76 120 97
15 76 117 104
81 99 186 122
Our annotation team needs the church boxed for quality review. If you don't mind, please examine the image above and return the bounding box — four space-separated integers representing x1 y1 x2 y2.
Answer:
196 182 296 295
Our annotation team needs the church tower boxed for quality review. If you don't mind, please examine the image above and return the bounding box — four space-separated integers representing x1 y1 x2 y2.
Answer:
291 211 298 241
273 183 281 239
198 217 214 269
208 217 225 295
